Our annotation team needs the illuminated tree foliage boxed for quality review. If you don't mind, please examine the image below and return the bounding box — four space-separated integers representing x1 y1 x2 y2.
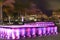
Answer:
3 0 15 17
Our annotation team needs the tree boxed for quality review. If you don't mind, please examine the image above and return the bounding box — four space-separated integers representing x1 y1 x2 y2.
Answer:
3 0 15 17
2 0 15 24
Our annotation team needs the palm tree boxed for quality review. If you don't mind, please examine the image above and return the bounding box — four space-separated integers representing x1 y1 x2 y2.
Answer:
3 0 15 24
3 0 15 16
0 0 3 24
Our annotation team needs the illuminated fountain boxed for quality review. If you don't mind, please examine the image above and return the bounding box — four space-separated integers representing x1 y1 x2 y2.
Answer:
0 22 58 39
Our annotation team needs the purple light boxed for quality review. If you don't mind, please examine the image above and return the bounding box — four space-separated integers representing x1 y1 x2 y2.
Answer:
54 27 58 34
26 28 31 37
14 29 20 39
50 27 54 34
38 28 42 36
31 28 36 37
12 31 15 39
42 27 46 36
6 29 12 39
0 22 58 39
20 28 25 37
47 27 51 35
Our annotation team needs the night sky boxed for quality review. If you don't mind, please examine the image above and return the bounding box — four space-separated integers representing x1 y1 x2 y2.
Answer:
31 0 60 10
19 0 60 10
3 0 60 16
31 0 52 16
32 0 60 16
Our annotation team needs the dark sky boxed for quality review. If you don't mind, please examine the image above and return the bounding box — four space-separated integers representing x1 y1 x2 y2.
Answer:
31 0 51 16
4 0 60 16
31 0 60 16
30 0 60 10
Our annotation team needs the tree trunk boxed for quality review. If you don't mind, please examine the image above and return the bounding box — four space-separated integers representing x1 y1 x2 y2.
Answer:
0 2 3 24
8 16 11 24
